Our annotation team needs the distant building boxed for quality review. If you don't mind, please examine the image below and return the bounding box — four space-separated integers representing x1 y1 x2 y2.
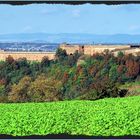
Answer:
60 43 140 56
60 43 84 55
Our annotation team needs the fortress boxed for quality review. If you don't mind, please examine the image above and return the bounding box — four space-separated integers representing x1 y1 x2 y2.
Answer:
0 43 140 61
60 43 140 56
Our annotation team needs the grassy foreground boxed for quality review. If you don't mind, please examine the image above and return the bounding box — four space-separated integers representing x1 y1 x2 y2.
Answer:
0 96 140 136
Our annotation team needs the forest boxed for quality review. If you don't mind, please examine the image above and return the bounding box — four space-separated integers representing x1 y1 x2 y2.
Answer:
0 48 140 103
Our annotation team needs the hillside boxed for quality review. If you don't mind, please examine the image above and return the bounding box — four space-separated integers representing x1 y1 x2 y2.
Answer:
0 96 140 136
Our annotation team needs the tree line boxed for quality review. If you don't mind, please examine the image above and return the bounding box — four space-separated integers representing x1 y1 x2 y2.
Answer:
0 48 140 102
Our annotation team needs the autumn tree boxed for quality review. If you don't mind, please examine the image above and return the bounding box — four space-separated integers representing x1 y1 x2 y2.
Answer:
62 72 69 84
8 76 32 102
126 60 139 78
6 55 15 65
27 74 63 102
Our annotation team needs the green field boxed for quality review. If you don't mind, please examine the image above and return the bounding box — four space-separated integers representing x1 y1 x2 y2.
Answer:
0 96 140 136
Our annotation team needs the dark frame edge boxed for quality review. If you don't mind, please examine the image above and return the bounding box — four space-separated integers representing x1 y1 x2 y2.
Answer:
0 1 140 5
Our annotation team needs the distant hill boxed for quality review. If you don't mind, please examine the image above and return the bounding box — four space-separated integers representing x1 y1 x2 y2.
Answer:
0 33 140 44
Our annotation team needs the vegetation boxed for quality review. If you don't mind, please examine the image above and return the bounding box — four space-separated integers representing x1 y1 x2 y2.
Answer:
0 49 140 137
0 96 140 136
120 81 140 97
0 49 140 102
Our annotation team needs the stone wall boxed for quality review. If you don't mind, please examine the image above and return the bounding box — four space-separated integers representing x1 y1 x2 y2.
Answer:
84 45 131 55
113 48 140 56
60 44 131 56
0 50 55 61
60 44 83 54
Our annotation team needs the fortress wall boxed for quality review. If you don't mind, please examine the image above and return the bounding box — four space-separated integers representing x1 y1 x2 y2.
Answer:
93 47 115 53
0 50 6 60
60 44 81 54
84 45 116 55
92 45 130 49
84 46 92 55
0 51 55 61
60 44 131 56
113 48 140 56
84 45 131 55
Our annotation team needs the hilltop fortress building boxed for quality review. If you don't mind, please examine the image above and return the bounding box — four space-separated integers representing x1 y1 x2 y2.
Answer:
60 43 140 56
0 43 140 61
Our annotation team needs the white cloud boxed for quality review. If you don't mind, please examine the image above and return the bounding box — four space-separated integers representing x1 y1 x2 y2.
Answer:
72 9 81 18
129 25 140 31
22 26 32 32
40 9 57 15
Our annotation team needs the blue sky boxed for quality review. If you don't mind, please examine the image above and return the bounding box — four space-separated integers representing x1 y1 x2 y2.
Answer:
0 4 140 35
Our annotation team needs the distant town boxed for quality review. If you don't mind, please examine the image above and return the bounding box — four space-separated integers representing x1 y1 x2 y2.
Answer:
0 42 59 52
1 42 140 52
